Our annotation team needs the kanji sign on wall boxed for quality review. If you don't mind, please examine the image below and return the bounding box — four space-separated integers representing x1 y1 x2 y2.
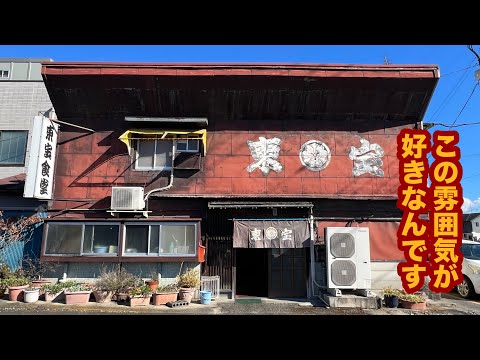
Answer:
24 115 59 200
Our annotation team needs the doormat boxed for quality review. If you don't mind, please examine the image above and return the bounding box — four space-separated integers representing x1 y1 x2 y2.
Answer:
235 297 262 304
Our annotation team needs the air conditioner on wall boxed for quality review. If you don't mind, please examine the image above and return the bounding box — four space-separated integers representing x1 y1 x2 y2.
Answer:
110 186 145 211
325 227 372 297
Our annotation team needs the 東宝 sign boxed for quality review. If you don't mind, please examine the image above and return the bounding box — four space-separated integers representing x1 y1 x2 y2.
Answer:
24 116 59 200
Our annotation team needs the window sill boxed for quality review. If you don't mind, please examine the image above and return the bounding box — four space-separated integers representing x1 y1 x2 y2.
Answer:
41 255 200 263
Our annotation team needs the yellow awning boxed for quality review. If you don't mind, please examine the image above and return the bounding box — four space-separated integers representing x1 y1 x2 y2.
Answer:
119 129 207 155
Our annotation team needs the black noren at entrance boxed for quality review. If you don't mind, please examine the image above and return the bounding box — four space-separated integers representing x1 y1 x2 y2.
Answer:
235 249 268 297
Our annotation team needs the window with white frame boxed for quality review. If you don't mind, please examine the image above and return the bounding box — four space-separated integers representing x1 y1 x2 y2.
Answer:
176 139 199 152
44 223 120 256
135 139 173 171
0 70 8 79
124 222 197 256
0 130 28 165
476 222 479 227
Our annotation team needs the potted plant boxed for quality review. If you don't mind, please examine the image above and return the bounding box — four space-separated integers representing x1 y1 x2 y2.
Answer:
3 276 31 301
177 267 200 304
128 284 153 307
92 267 123 303
152 282 179 306
382 286 402 308
145 271 159 292
399 292 427 310
23 286 40 303
41 282 68 302
63 282 92 305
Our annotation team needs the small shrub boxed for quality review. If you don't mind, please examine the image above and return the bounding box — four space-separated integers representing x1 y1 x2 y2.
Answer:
382 286 402 297
156 282 179 293
399 292 426 303
177 268 200 289
3 276 30 287
129 284 152 297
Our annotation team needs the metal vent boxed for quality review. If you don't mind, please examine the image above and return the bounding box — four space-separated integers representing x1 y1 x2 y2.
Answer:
111 186 145 211
329 232 355 258
330 260 356 286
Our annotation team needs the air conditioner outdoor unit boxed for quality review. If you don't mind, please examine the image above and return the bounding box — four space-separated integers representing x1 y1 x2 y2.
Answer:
325 227 372 295
111 186 145 211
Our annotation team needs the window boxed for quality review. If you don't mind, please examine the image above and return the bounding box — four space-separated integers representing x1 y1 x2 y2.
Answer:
476 222 479 227
176 139 199 152
0 70 8 79
124 222 197 256
44 223 119 256
0 130 28 165
43 221 198 258
135 139 173 171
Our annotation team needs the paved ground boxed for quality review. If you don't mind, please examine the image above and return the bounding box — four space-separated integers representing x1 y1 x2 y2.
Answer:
1 292 480 315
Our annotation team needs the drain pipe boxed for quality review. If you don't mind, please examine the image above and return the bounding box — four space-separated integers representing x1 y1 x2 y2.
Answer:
143 142 176 203
308 209 329 308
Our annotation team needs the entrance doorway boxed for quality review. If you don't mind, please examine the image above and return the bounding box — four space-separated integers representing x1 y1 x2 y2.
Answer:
234 248 307 298
269 248 307 298
235 249 268 297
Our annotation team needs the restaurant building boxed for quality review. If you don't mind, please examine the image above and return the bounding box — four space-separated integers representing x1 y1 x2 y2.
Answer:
34 62 439 299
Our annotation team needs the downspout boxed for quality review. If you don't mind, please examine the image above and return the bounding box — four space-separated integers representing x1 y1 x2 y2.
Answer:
143 141 176 203
308 209 329 307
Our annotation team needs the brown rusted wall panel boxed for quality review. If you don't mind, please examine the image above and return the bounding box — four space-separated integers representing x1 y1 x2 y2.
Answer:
53 125 405 202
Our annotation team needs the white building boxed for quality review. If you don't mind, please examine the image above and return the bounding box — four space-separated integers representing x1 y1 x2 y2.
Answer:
463 213 480 242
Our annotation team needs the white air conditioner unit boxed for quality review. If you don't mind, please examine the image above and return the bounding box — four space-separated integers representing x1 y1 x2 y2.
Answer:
111 186 145 211
325 227 371 294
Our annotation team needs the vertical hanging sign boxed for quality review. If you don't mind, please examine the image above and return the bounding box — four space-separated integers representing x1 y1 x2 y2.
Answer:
397 129 463 294
24 115 59 199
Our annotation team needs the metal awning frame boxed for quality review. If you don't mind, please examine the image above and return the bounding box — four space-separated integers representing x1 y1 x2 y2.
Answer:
208 201 314 209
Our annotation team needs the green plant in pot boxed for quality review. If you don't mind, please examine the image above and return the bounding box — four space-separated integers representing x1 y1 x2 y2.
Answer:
398 292 427 310
41 282 67 302
63 282 92 305
382 286 402 308
3 276 31 302
152 281 179 306
128 284 153 307
177 268 200 304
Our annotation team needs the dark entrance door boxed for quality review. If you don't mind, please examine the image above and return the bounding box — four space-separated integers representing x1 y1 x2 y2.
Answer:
269 248 307 298
235 248 268 297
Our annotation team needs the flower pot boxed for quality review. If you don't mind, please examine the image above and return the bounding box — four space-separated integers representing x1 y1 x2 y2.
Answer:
8 285 29 302
64 291 92 305
129 295 151 307
401 300 427 310
384 295 400 308
178 288 196 304
45 291 64 302
31 279 51 287
93 290 113 303
152 291 178 306
31 280 52 295
23 288 40 303
145 280 159 292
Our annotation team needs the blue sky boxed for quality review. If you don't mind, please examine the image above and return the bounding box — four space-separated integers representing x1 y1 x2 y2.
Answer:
1 45 478 212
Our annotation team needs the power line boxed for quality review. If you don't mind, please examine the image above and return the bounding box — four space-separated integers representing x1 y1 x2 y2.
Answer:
449 81 479 129
441 64 478 77
427 59 475 123
429 120 480 128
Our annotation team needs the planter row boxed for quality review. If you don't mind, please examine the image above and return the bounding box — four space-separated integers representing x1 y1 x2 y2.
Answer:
3 287 186 307
383 295 427 310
